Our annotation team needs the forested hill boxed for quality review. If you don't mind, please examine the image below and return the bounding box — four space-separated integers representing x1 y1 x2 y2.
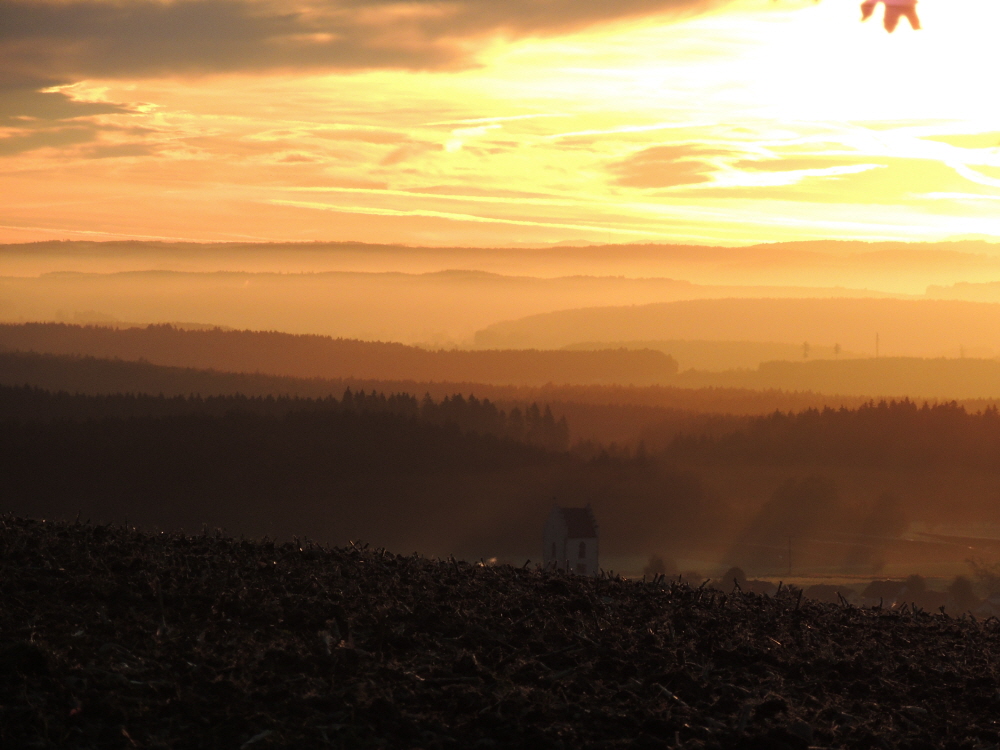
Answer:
0 323 677 386
0 349 877 416
664 399 1000 470
0 385 570 452
0 388 712 560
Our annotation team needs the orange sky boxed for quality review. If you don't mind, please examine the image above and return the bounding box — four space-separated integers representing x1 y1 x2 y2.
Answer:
3 0 1000 247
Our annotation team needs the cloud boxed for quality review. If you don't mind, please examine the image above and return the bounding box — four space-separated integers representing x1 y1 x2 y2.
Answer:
668 155 961 202
268 197 669 237
609 143 736 188
83 142 159 159
275 152 318 163
0 0 724 86
0 124 98 155
0 79 130 124
921 132 1000 150
0 0 726 141
316 129 414 145
0 113 156 158
380 142 443 166
735 156 865 173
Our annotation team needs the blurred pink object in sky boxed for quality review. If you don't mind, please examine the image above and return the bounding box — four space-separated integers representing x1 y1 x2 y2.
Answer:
861 0 921 32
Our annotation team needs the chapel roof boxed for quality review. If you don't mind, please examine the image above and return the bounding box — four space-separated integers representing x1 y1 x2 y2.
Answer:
557 506 597 538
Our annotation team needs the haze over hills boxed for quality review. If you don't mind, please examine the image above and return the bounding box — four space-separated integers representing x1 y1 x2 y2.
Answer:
928 280 1000 303
10 325 1000 405
564 340 865 371
11 354 1000 578
6 240 1000 348
0 323 677 387
4 240 1000 292
0 350 841 447
674 358 1000 401
476 297 1000 359
0 348 854 412
10 341 1000 576
10 242 1000 562
0 269 904 347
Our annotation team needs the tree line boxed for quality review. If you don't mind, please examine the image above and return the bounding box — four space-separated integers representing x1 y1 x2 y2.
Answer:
0 388 711 560
0 384 570 452
667 399 1000 470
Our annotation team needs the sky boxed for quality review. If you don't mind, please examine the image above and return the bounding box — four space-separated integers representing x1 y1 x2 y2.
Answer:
3 0 1000 247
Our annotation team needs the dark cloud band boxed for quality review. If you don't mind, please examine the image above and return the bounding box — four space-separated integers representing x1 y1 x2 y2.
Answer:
0 0 721 155
0 81 130 125
0 0 720 83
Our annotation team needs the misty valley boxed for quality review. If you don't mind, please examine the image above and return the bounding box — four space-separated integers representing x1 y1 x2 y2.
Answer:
8 241 1000 748
6 326 1000 608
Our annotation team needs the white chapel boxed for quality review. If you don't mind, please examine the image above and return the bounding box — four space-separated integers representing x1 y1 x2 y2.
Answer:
543 504 598 575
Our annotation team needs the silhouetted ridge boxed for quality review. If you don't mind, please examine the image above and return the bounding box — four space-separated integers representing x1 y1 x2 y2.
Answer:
0 348 877 415
0 323 677 386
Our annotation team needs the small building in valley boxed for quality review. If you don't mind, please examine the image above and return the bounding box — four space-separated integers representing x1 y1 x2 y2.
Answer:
543 505 598 575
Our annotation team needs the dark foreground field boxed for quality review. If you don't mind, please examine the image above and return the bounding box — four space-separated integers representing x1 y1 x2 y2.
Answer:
3 518 999 750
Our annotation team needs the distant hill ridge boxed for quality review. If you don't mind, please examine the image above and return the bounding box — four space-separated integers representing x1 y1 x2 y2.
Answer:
0 350 884 447
0 323 677 387
5 238 998 255
476 297 1000 357
9 324 1000 401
